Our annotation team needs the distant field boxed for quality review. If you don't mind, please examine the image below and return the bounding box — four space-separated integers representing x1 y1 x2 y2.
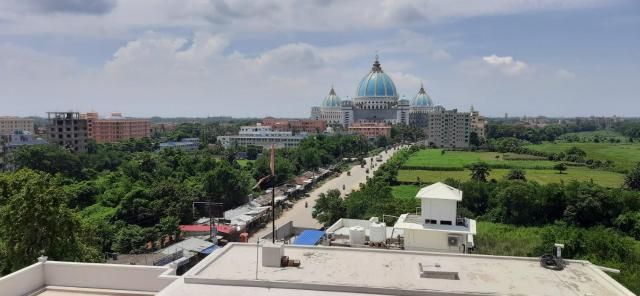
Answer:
404 149 558 169
558 130 627 142
525 142 640 171
397 167 624 188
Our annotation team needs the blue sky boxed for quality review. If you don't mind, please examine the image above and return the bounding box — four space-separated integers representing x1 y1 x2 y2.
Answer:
0 0 638 118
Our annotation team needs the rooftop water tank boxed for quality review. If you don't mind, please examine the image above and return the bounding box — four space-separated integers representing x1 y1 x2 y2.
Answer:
348 226 366 246
369 222 386 243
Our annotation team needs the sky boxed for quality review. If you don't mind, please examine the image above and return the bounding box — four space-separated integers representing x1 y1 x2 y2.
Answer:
0 0 638 118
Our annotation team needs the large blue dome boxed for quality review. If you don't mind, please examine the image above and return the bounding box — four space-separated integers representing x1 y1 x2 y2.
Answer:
412 84 433 107
322 86 342 108
355 58 398 98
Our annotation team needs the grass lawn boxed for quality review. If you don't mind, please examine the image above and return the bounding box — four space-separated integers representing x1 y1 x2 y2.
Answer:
526 142 640 171
237 159 254 167
404 149 558 169
397 167 624 188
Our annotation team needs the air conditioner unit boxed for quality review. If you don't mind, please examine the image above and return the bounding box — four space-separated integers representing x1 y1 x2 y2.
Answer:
447 236 459 246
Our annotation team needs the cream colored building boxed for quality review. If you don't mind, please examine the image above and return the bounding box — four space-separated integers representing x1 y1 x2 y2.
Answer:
0 117 34 135
470 106 487 142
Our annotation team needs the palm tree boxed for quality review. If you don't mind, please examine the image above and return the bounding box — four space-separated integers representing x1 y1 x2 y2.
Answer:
469 162 491 182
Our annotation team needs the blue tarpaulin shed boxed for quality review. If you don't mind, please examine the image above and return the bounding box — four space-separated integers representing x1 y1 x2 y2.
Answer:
293 230 325 245
200 245 220 254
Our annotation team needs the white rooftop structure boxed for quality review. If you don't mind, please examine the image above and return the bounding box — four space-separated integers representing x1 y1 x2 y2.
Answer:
1 243 634 296
327 183 476 253
415 182 462 201
159 243 633 296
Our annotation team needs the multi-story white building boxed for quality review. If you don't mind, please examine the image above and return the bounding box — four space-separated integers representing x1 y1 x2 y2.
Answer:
421 107 472 148
217 124 307 149
159 138 200 151
0 117 34 135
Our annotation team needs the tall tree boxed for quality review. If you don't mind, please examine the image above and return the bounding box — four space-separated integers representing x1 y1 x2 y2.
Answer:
554 163 568 174
204 161 251 209
490 181 539 225
0 169 100 272
505 169 526 181
469 131 480 148
312 189 346 227
625 163 640 190
11 145 82 178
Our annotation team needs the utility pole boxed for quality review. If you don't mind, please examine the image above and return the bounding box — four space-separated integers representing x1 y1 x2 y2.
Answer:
192 201 222 242
270 143 276 243
209 202 213 241
272 183 276 243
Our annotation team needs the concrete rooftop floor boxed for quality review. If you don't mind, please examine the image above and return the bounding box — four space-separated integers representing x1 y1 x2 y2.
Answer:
175 243 632 296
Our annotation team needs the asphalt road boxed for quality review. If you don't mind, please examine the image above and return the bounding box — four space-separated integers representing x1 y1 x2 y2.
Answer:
249 146 403 241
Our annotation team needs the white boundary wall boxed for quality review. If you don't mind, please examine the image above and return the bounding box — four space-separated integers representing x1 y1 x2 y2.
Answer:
0 260 178 296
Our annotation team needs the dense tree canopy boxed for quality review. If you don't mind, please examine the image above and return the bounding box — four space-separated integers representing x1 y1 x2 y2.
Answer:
0 169 101 273
312 189 346 227
625 163 640 190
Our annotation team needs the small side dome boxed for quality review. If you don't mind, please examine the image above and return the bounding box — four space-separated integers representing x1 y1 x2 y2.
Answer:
412 84 433 107
322 86 342 108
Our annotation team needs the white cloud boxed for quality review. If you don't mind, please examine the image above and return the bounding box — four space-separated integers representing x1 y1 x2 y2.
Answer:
0 0 611 36
555 69 577 80
388 72 423 97
0 30 444 117
482 55 530 76
0 43 78 80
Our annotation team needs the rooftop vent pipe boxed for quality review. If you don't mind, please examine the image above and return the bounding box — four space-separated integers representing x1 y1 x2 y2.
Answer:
540 243 565 271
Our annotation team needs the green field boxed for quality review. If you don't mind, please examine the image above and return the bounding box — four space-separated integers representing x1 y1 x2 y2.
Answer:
397 167 624 187
391 184 420 199
557 130 628 142
404 149 558 169
237 159 254 167
526 142 640 171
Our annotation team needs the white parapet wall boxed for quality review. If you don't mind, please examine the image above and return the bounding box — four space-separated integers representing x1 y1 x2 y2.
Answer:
0 260 179 296
44 261 178 291
0 262 45 296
